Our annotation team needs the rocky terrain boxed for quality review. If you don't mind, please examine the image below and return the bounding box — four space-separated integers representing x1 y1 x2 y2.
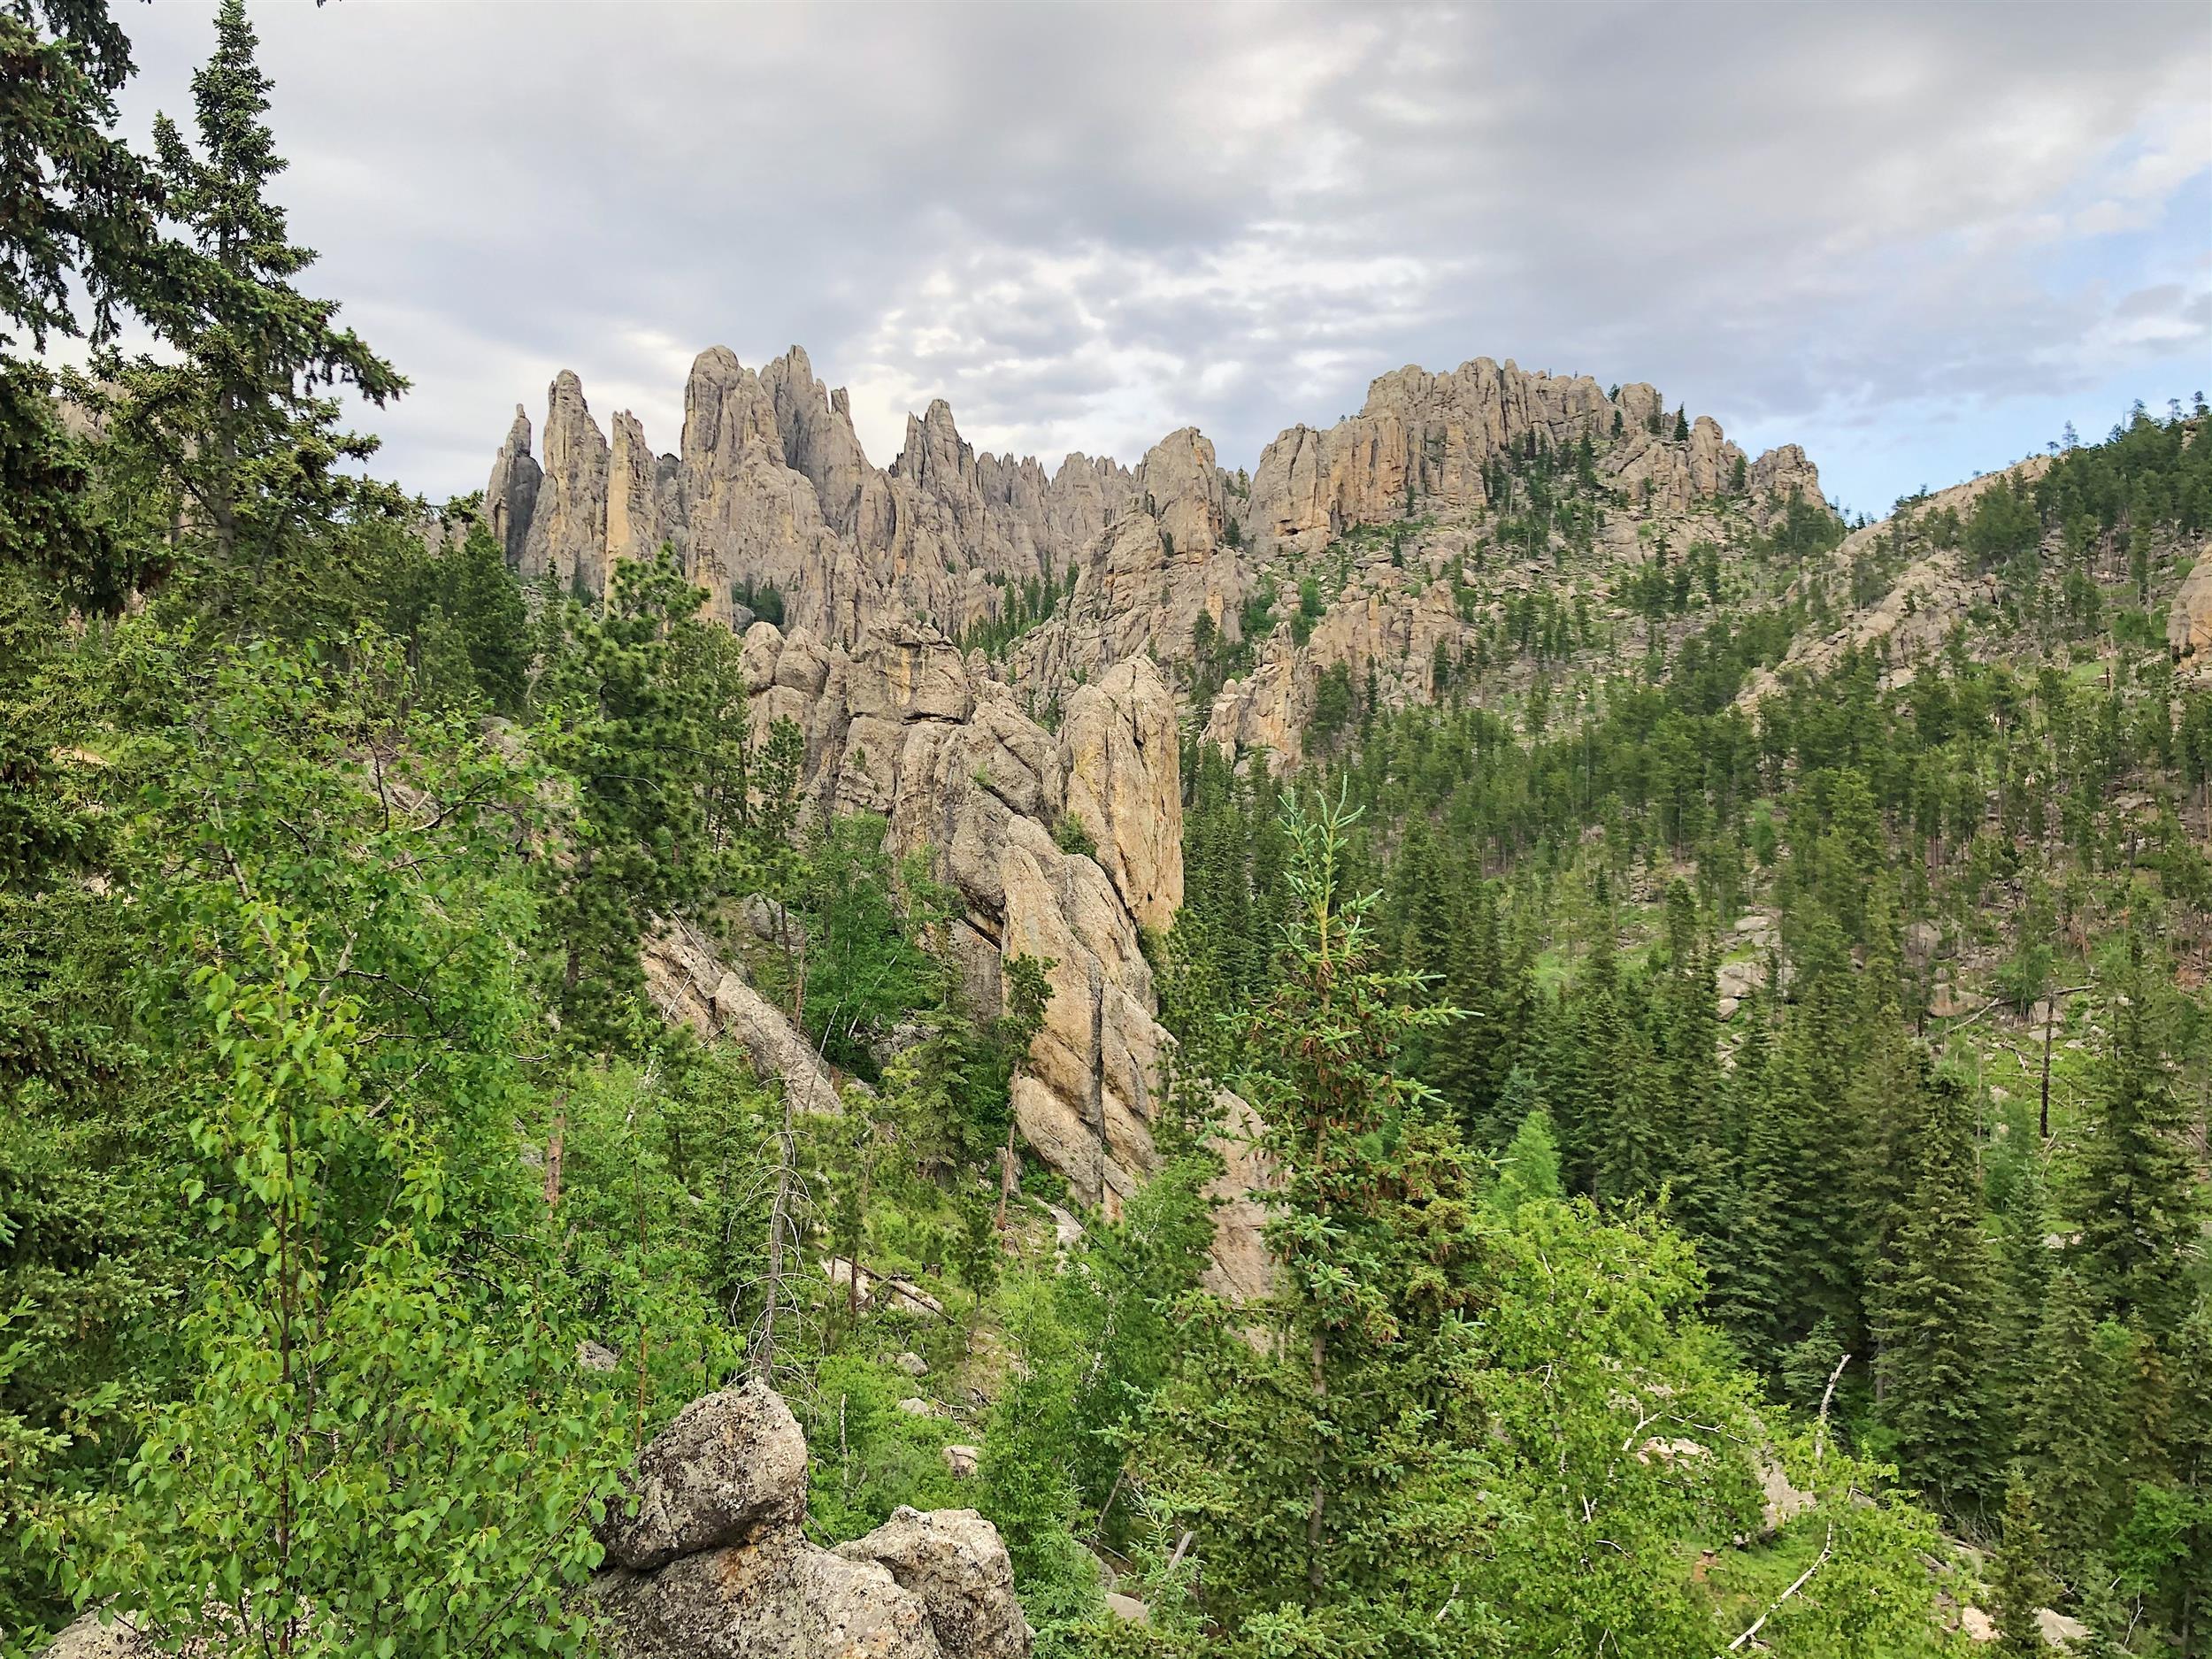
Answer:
480 343 1841 1257
43 1383 1033 1659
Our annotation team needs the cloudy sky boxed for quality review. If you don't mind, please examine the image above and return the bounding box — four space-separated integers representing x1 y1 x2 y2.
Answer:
116 1 2210 520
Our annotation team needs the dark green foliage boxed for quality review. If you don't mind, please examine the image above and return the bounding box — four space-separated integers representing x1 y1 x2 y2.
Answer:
533 549 720 1056
1870 1070 1996 1509
2070 961 2203 1332
85 0 408 626
1988 1482 2059 1657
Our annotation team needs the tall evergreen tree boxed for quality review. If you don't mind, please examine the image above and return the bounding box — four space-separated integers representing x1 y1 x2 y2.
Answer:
533 550 715 1056
96 0 406 623
2072 959 2202 1333
1987 1482 2059 1658
1 0 183 608
2017 1269 2123 1575
1871 1068 1997 1511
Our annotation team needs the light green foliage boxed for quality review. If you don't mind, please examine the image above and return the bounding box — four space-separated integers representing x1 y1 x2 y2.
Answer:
1489 1105 1562 1211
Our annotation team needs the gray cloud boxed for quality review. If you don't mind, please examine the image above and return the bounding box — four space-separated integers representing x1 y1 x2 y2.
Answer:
118 1 2211 514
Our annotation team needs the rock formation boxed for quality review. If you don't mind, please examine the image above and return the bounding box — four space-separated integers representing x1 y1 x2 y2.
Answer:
519 370 611 598
589 1381 1030 1659
1735 455 2049 708
733 620 1175 1212
634 616 1265 1296
1239 358 1820 560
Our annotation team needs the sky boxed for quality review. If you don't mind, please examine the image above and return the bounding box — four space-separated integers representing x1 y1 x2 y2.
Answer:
112 1 2212 523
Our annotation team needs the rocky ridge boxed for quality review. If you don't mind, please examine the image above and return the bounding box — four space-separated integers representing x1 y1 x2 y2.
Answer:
484 349 1824 719
481 343 1833 1231
1734 456 2053 709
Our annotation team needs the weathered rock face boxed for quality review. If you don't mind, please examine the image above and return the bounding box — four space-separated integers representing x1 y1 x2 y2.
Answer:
597 1383 810 1574
1243 358 1616 554
519 370 611 597
1202 562 1466 772
1749 442 1825 522
835 1509 1033 1659
736 620 1178 1212
726 618 1266 1296
1003 428 1250 696
485 405 541 571
1600 413 1747 517
589 1383 1031 1659
2166 545 2212 663
1238 358 1807 558
1057 659 1184 934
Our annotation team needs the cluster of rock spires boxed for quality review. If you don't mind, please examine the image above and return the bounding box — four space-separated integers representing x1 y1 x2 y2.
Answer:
485 344 1140 640
482 346 1823 683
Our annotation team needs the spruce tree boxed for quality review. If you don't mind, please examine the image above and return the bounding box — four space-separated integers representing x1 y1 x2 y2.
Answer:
2 0 185 608
2017 1269 2122 1574
1993 1149 2055 1455
1491 1106 1563 1212
2072 960 2202 1334
1988 1481 2059 1658
1218 786 1483 1606
1871 1068 1997 1511
100 0 406 619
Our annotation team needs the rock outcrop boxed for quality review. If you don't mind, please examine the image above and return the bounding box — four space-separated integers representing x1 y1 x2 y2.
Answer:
2166 547 2212 663
519 370 612 597
589 1381 1030 1659
835 1509 1032 1659
643 919 849 1118
721 619 1264 1294
1239 358 1819 558
1003 427 1249 696
735 620 1175 1213
1735 456 2048 708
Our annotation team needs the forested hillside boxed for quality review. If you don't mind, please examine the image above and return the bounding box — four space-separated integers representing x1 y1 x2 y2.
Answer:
4 5 2207 1659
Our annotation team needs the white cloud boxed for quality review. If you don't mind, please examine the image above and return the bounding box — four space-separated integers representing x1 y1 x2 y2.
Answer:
110 0 2211 512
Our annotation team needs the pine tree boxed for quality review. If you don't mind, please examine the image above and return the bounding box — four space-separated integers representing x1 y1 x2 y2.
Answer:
1988 1481 2059 1657
2017 1269 2122 1573
2072 961 2202 1334
1871 1068 1997 1510
451 519 529 710
100 0 406 620
533 550 715 1056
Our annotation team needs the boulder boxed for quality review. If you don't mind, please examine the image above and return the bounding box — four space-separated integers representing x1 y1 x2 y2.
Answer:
836 1508 1032 1659
596 1382 809 1573
591 1386 1030 1659
38 1612 145 1658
